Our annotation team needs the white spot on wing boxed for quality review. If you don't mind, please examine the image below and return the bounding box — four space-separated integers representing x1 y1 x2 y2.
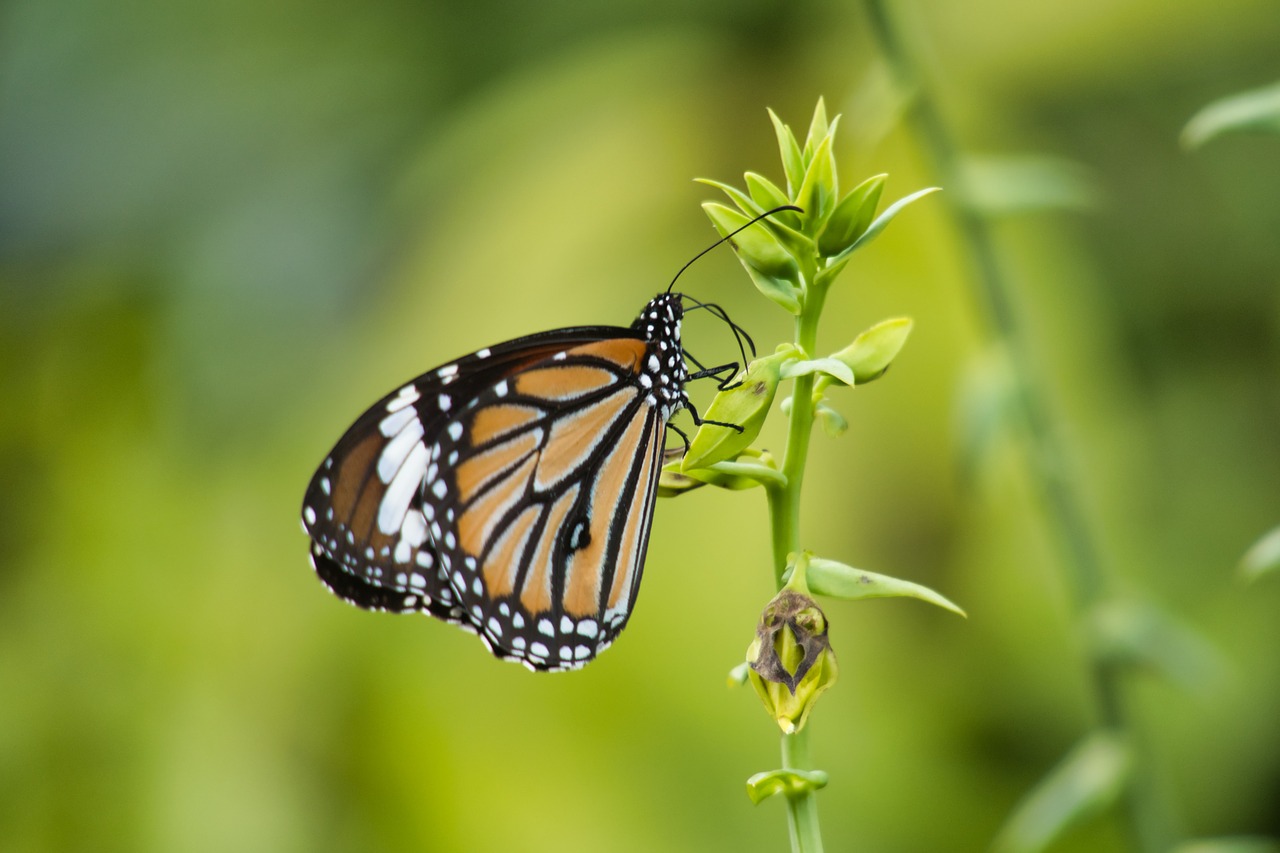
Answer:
379 406 416 438
377 418 425 483
386 385 421 412
401 510 427 547
378 442 429 535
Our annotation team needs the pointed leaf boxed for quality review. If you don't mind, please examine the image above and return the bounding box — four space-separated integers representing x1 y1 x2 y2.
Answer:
699 177 813 258
1240 525 1280 582
802 97 830 159
745 172 801 224
991 732 1132 853
697 177 762 218
795 134 837 225
701 203 798 276
827 317 913 386
829 186 941 266
769 108 806 195
1183 81 1280 148
804 558 966 617
818 174 887 256
684 349 792 470
702 202 802 313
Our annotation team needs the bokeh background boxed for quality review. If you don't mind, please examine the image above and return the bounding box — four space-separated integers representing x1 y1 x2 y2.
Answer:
3 0 1278 851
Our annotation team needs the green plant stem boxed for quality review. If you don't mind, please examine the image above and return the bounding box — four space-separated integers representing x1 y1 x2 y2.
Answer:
764 274 829 853
861 1 1170 849
782 730 823 853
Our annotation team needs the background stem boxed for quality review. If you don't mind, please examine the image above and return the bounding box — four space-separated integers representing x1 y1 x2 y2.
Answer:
861 0 1172 848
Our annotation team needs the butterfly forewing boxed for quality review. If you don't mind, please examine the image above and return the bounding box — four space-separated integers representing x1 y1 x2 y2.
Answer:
301 293 690 671
301 333 609 616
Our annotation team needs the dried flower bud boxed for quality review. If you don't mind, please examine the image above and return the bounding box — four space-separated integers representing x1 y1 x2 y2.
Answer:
746 590 838 733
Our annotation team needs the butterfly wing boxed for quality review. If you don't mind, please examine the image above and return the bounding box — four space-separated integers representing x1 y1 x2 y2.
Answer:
422 337 670 671
302 292 689 672
300 327 633 625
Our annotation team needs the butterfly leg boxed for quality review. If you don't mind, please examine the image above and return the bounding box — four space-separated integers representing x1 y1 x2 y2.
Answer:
664 421 693 454
684 397 745 433
686 357 743 391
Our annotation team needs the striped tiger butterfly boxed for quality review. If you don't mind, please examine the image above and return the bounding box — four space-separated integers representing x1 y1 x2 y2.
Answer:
301 208 796 672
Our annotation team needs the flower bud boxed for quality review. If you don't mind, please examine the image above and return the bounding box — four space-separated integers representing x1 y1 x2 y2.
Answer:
746 590 838 734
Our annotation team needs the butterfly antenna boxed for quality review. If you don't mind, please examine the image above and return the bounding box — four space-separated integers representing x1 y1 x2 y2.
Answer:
666 204 803 295
683 297 755 366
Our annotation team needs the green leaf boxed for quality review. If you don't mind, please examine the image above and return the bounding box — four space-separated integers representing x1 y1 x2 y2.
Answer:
683 349 792 470
1183 80 1280 148
1089 598 1225 691
745 171 792 208
769 108 806 195
657 466 707 497
827 186 941 267
662 452 779 493
991 732 1132 853
802 558 966 617
826 317 913 385
701 203 799 277
744 172 802 229
745 769 829 805
795 134 837 225
959 154 1098 215
699 177 813 258
802 97 830 160
818 174 887 257
780 356 856 387
1240 525 1280 582
702 202 802 313
696 177 763 218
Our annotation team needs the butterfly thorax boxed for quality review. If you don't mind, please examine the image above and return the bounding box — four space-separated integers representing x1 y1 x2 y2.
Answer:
632 292 689 423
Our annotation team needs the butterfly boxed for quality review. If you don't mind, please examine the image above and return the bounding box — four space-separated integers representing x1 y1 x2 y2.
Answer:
300 291 751 672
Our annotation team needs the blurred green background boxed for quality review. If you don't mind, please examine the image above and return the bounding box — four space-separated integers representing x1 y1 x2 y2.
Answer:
3 0 1278 850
